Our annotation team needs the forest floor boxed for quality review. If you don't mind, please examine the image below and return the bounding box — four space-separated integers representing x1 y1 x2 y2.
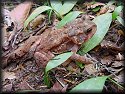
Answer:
1 0 124 93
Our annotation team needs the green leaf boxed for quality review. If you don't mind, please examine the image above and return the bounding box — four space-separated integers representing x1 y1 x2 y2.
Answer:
58 0 78 15
78 13 112 54
112 6 123 20
117 16 124 26
56 11 83 28
50 0 62 14
45 52 73 73
69 76 108 93
43 72 51 88
24 6 52 29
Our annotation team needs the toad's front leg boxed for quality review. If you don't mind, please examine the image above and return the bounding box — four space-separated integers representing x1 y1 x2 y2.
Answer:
34 51 54 68
69 45 93 64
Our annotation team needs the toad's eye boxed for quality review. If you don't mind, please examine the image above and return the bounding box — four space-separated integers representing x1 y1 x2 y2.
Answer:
85 28 92 34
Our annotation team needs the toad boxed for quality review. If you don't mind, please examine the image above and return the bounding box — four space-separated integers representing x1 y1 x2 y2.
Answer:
32 17 97 67
2 17 97 68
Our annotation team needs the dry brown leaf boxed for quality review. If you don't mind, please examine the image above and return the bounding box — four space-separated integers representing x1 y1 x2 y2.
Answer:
18 80 34 90
100 40 123 51
67 62 78 72
115 53 124 61
10 1 33 30
29 14 45 30
112 61 124 68
2 71 16 81
113 70 124 83
50 78 68 93
3 84 13 92
84 64 97 75
117 30 125 36
101 56 114 65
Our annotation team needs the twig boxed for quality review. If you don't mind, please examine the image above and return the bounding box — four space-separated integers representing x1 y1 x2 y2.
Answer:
55 77 65 88
108 77 124 90
12 28 23 48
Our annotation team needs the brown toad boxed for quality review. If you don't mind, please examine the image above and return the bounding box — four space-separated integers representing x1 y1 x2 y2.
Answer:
2 17 97 68
33 18 97 67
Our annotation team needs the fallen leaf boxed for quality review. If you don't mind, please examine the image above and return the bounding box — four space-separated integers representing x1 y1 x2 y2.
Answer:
100 40 122 51
50 81 63 92
50 78 68 93
18 80 34 90
85 64 97 75
2 71 16 81
112 61 124 68
3 84 13 92
24 6 52 29
29 14 45 30
10 1 33 30
115 53 124 61
101 56 114 65
113 70 124 83
117 30 125 36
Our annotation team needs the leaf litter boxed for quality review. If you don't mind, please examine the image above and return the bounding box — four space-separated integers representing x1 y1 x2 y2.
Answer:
1 0 124 93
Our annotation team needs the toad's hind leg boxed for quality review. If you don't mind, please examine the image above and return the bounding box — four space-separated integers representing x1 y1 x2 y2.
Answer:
70 45 93 64
70 53 93 64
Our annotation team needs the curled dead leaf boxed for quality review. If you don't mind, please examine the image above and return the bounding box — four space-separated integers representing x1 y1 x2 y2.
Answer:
29 14 46 30
117 30 125 36
10 1 33 30
2 71 16 81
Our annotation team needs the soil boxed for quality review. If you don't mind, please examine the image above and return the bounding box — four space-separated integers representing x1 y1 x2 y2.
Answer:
1 0 124 93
